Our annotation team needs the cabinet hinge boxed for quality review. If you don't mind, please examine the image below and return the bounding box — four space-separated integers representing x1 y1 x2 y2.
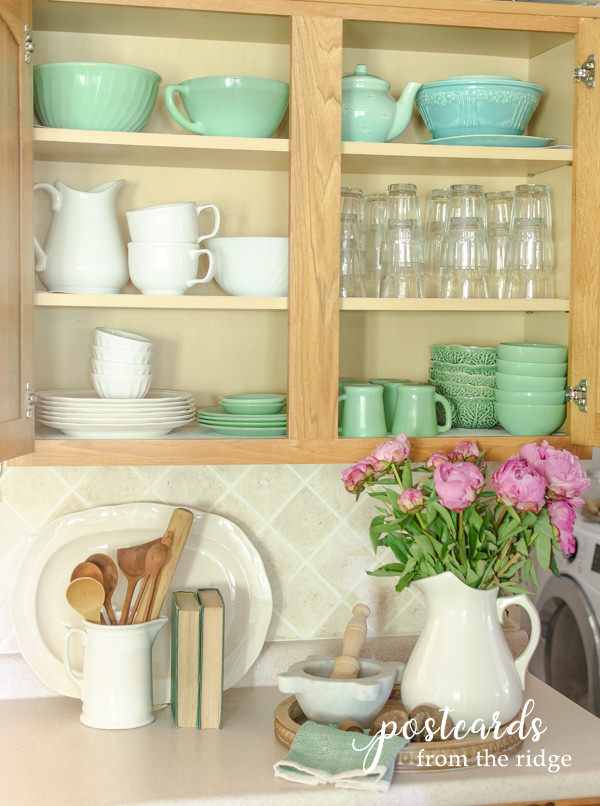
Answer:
26 382 36 418
573 54 595 89
24 24 35 64
566 378 588 412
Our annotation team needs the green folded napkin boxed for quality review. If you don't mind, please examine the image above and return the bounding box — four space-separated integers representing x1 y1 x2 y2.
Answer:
273 720 408 792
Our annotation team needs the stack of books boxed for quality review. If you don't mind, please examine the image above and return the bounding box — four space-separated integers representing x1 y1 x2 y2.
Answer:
170 587 225 729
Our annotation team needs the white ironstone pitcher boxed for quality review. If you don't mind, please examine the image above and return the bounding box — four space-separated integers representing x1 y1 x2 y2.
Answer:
34 179 128 293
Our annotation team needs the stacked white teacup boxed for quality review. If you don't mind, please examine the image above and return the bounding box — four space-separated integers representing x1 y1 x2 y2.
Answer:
92 327 153 398
126 201 220 295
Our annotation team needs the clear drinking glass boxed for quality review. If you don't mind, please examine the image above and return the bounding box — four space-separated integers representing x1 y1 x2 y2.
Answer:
511 184 553 228
439 216 489 299
363 193 387 297
341 187 364 245
386 183 422 226
506 217 555 299
447 184 487 229
423 189 450 298
380 219 423 298
340 236 366 297
487 223 511 299
486 191 514 226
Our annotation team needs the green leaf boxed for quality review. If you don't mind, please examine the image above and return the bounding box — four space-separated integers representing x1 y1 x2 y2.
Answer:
395 572 416 593
534 510 554 571
430 501 457 538
401 462 413 489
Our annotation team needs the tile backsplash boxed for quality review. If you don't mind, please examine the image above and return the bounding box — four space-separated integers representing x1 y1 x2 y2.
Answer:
0 463 426 656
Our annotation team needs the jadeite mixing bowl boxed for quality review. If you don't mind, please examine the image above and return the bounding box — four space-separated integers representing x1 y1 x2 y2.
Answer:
33 62 161 132
164 76 289 137
497 342 568 364
416 75 544 139
495 401 566 436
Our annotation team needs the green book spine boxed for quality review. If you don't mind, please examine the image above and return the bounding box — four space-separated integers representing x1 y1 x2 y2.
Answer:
170 591 180 725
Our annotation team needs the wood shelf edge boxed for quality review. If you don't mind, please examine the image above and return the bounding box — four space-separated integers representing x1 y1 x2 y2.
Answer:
7 433 590 466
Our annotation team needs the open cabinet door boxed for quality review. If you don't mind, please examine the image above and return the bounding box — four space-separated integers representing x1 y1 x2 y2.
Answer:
0 0 34 462
569 18 600 449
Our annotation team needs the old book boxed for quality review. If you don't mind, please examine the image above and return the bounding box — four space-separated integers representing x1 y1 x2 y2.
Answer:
170 590 201 728
196 587 225 729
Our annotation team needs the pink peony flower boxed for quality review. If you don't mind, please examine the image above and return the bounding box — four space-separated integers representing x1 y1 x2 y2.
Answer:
491 457 547 513
426 451 449 470
370 434 411 472
449 441 482 463
519 441 589 505
397 488 424 513
342 458 376 494
548 499 577 556
433 461 485 512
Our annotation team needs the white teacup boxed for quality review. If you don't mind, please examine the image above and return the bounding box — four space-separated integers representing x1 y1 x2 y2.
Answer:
126 201 220 244
128 241 215 296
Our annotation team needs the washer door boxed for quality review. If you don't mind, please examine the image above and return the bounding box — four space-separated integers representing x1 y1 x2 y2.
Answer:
530 574 600 716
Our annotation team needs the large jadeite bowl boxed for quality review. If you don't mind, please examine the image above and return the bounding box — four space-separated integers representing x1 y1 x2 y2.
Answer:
495 388 567 405
164 76 289 137
496 359 567 378
416 75 543 139
495 401 566 436
33 62 161 132
495 372 566 392
497 342 568 364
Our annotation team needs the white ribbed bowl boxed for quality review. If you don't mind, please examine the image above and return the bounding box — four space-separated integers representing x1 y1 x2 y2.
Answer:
92 359 152 376
92 345 153 365
205 237 288 296
94 327 153 351
91 373 152 399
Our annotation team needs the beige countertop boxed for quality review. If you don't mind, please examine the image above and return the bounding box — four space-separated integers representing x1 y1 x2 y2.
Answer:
1 677 599 806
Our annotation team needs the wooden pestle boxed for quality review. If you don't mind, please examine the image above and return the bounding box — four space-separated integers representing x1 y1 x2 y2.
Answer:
133 507 194 623
330 603 370 679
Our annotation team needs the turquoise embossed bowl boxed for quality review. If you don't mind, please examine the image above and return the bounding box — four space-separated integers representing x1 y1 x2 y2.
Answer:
164 76 289 137
416 75 544 139
34 62 161 132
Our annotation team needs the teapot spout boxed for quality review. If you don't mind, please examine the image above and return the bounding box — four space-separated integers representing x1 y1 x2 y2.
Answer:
387 81 422 142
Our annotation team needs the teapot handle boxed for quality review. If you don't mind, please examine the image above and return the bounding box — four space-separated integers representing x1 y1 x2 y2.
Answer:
164 85 206 135
33 183 62 273
496 594 541 690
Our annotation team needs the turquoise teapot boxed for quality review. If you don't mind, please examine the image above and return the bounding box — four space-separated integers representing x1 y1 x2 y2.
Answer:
341 64 421 143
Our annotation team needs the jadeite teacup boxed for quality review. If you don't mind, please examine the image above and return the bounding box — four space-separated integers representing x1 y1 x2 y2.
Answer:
126 201 220 244
164 76 289 137
339 383 387 438
391 383 452 437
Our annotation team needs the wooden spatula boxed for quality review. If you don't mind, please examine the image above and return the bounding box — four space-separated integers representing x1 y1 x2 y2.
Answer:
330 603 370 679
133 507 194 623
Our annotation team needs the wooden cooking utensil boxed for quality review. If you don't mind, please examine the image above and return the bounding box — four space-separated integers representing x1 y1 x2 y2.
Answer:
330 603 370 679
134 507 194 623
116 538 162 625
66 577 105 624
86 553 119 625
70 561 106 624
133 542 169 623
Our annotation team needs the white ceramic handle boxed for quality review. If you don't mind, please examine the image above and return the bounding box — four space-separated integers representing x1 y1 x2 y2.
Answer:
195 204 220 242
33 182 61 273
497 594 541 689
187 248 215 285
63 627 86 697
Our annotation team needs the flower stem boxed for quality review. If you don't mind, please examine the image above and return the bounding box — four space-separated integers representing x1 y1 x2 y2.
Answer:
391 463 404 491
457 510 465 563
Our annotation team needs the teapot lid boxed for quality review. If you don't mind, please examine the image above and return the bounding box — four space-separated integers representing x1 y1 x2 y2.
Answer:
342 63 389 90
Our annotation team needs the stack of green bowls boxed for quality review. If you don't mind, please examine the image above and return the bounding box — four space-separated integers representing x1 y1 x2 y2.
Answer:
495 343 567 435
429 344 498 428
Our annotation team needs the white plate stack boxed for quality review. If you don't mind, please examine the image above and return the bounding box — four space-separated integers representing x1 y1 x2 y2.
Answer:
91 327 153 399
36 389 197 438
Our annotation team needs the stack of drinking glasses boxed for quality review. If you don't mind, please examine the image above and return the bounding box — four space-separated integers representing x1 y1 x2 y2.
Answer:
380 183 424 298
438 184 489 299
505 184 555 299
339 187 366 297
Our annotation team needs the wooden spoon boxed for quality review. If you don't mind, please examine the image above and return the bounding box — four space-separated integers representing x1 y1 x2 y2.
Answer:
66 577 105 624
133 542 169 624
330 603 370 679
70 561 106 625
116 538 161 625
86 553 119 625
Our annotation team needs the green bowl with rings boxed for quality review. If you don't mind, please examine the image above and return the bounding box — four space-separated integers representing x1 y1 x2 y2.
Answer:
34 62 161 131
430 344 497 366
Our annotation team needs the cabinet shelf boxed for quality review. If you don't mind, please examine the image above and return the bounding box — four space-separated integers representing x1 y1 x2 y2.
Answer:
33 128 289 171
9 428 584 467
34 292 569 313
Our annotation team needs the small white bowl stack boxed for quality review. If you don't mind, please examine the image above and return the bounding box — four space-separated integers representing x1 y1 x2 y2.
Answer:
91 327 153 399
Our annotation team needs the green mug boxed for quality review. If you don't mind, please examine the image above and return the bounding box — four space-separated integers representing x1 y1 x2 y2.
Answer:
369 379 410 432
339 384 387 438
391 383 452 437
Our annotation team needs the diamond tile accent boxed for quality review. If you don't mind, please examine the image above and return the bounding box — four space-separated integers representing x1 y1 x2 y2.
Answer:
0 462 428 655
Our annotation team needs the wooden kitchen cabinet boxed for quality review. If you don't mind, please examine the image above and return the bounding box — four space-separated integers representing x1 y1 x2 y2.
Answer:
3 0 600 466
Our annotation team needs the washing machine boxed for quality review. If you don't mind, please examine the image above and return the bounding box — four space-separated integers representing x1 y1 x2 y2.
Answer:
530 516 600 717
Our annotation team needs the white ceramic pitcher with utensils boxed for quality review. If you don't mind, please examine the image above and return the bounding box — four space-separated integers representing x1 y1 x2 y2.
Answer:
33 179 128 293
63 615 167 729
